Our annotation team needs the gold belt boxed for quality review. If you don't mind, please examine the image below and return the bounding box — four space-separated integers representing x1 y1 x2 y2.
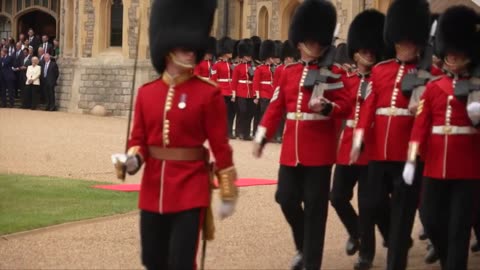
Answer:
376 107 412 116
148 146 208 161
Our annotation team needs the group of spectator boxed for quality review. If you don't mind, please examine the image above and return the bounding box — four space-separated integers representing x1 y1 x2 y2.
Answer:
0 28 60 111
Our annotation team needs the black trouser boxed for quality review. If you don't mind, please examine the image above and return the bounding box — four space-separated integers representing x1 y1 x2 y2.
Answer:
276 165 332 270
140 208 203 270
363 160 423 270
236 97 255 139
420 178 480 270
474 206 480 242
22 84 40 109
331 165 389 261
44 82 56 110
1 78 15 107
224 96 236 137
258 98 270 123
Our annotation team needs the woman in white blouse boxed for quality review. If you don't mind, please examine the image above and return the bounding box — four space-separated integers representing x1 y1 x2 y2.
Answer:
24 56 41 110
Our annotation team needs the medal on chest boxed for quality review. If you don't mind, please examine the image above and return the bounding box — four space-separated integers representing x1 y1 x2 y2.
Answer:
178 93 187 109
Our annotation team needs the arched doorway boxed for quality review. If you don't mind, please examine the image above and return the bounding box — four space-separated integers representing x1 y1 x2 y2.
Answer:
281 0 300 40
17 10 57 40
258 6 269 39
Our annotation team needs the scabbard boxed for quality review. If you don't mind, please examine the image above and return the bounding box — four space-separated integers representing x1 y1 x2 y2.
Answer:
203 162 216 241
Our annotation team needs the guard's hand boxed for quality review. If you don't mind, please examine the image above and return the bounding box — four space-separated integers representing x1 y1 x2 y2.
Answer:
309 97 324 112
111 154 139 174
408 102 418 115
252 142 263 158
254 98 259 105
349 146 360 164
402 162 416 185
218 200 236 220
467 102 480 125
231 96 236 102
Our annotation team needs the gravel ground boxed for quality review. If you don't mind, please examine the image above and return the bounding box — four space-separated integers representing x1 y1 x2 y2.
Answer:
0 108 478 269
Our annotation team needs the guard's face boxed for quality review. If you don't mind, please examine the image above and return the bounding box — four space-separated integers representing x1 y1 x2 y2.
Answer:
172 48 196 66
243 56 252 62
395 41 419 62
444 52 470 74
355 49 376 67
299 41 324 58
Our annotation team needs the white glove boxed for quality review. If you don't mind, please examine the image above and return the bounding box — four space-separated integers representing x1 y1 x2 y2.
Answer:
218 200 236 220
402 162 416 185
467 102 480 125
111 153 139 174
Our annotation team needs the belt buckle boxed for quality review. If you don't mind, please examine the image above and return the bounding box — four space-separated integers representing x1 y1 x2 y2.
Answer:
389 107 397 116
443 126 452 134
296 112 303 120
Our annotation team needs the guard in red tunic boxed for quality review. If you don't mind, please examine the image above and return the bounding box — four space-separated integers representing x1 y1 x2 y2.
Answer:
350 1 431 269
329 9 388 270
253 1 350 269
271 40 298 143
232 39 255 140
403 6 480 269
253 40 276 128
194 36 216 80
211 37 236 139
111 1 238 269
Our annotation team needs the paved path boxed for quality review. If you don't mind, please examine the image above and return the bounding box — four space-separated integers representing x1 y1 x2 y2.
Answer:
0 108 478 269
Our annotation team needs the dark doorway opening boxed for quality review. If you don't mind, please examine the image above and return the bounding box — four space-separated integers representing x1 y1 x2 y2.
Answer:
17 10 56 40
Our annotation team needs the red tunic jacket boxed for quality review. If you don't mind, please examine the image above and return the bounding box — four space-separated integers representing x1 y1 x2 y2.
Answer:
409 76 480 180
128 74 234 214
336 71 372 166
356 59 418 162
253 64 274 99
258 62 351 166
231 62 254 98
211 60 233 96
194 60 213 79
273 64 285 89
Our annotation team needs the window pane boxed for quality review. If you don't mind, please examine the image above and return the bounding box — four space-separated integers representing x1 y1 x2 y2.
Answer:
42 0 48 7
17 0 23 12
25 0 31 7
5 0 12 14
34 0 40 6
0 16 11 40
51 0 58 12
110 1 123 47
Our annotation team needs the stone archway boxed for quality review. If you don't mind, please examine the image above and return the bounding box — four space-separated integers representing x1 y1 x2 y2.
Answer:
16 9 57 40
258 6 269 39
280 0 301 41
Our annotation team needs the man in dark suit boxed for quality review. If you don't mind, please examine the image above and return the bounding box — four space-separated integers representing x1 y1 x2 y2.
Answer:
27 29 40 56
13 42 25 98
0 48 16 108
40 35 53 55
41 53 59 111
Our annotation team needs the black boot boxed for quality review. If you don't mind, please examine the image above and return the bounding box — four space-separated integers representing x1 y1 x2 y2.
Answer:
353 257 372 270
290 252 303 270
346 237 360 256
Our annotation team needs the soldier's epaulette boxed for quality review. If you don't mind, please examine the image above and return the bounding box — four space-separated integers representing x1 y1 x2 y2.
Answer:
195 75 218 87
374 58 396 67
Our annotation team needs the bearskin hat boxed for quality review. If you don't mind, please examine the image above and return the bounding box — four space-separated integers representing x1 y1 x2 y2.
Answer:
347 9 385 61
251 36 262 60
274 40 283 58
435 5 479 63
281 40 298 60
232 39 240 59
217 37 234 57
289 0 337 47
238 39 254 58
149 0 216 73
260 40 276 61
207 36 217 55
384 0 430 48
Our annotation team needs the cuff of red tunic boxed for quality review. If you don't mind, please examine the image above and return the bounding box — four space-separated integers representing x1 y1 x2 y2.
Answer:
407 142 419 163
215 166 238 201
